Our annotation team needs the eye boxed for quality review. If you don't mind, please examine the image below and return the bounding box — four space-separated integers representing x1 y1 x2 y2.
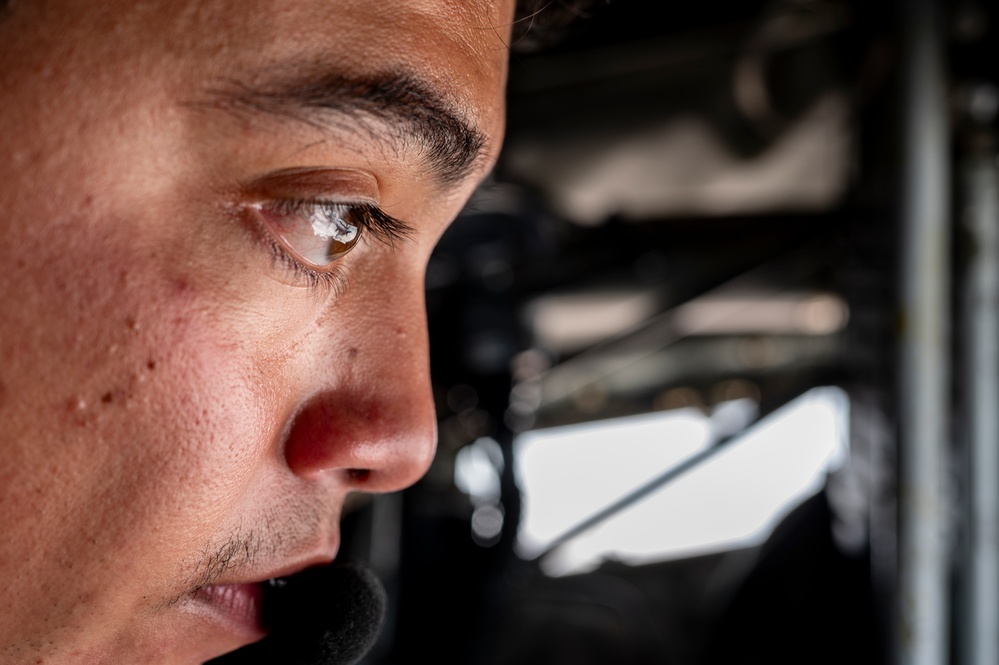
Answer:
254 200 365 271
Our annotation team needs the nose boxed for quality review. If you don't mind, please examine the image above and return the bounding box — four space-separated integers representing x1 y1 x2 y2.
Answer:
282 261 437 493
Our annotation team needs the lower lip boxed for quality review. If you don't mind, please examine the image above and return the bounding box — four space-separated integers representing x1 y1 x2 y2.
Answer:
191 583 267 640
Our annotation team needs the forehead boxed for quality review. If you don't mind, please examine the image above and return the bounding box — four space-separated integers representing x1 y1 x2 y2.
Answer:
0 0 515 218
2 0 512 128
14 0 511 53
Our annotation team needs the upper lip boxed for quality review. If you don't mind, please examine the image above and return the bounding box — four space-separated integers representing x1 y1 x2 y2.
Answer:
204 531 341 590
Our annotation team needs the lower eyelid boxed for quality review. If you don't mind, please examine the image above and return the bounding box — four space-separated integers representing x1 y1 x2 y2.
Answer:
270 236 351 295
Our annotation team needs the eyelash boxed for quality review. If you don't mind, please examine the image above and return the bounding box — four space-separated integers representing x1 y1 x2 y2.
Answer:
254 199 414 295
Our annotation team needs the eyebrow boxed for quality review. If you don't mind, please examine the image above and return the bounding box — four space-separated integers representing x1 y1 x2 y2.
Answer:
204 70 489 186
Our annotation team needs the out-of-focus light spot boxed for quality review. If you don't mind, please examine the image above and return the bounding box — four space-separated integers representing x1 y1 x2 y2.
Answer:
672 292 849 336
455 437 503 503
471 503 505 546
527 289 659 353
794 293 850 334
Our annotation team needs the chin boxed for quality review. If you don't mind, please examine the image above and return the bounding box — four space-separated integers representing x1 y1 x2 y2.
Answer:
82 597 267 665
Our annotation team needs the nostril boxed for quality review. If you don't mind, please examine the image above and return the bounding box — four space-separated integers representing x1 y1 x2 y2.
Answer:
347 468 371 483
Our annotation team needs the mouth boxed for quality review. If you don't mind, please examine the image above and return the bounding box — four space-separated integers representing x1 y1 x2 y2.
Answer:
192 570 311 640
203 560 388 665
190 581 268 642
190 557 334 645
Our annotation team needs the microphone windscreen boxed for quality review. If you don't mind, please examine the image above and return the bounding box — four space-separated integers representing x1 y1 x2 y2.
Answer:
209 560 387 665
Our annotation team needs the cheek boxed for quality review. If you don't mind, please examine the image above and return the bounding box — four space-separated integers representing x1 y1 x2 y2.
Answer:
74 276 282 531
0 222 299 638
107 314 270 495
0 218 285 562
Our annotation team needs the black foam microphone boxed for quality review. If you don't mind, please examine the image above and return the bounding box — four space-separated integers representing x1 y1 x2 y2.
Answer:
210 560 387 665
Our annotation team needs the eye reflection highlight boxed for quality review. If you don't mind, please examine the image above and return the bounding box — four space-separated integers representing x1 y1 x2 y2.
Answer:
257 201 363 270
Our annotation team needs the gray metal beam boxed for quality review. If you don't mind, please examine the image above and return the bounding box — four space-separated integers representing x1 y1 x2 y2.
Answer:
896 0 952 663
959 144 999 665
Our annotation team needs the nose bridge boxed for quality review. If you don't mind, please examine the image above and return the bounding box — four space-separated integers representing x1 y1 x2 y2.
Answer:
283 263 437 493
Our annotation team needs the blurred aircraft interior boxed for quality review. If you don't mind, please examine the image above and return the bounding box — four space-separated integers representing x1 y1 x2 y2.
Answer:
338 1 999 663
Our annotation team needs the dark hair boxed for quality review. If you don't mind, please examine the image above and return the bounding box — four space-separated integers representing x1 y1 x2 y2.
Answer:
511 0 607 52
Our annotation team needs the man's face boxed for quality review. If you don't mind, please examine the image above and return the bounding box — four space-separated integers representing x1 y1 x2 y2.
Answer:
0 0 513 662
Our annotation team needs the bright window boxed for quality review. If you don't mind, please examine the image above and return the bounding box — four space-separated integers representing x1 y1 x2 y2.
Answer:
512 387 848 576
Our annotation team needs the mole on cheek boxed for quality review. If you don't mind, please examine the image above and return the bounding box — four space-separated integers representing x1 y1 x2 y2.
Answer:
97 380 137 408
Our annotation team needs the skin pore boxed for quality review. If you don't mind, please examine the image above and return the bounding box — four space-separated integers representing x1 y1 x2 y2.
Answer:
0 0 514 663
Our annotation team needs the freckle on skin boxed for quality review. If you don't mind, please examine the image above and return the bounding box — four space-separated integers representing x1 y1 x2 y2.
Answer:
0 378 6 411
347 347 358 360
